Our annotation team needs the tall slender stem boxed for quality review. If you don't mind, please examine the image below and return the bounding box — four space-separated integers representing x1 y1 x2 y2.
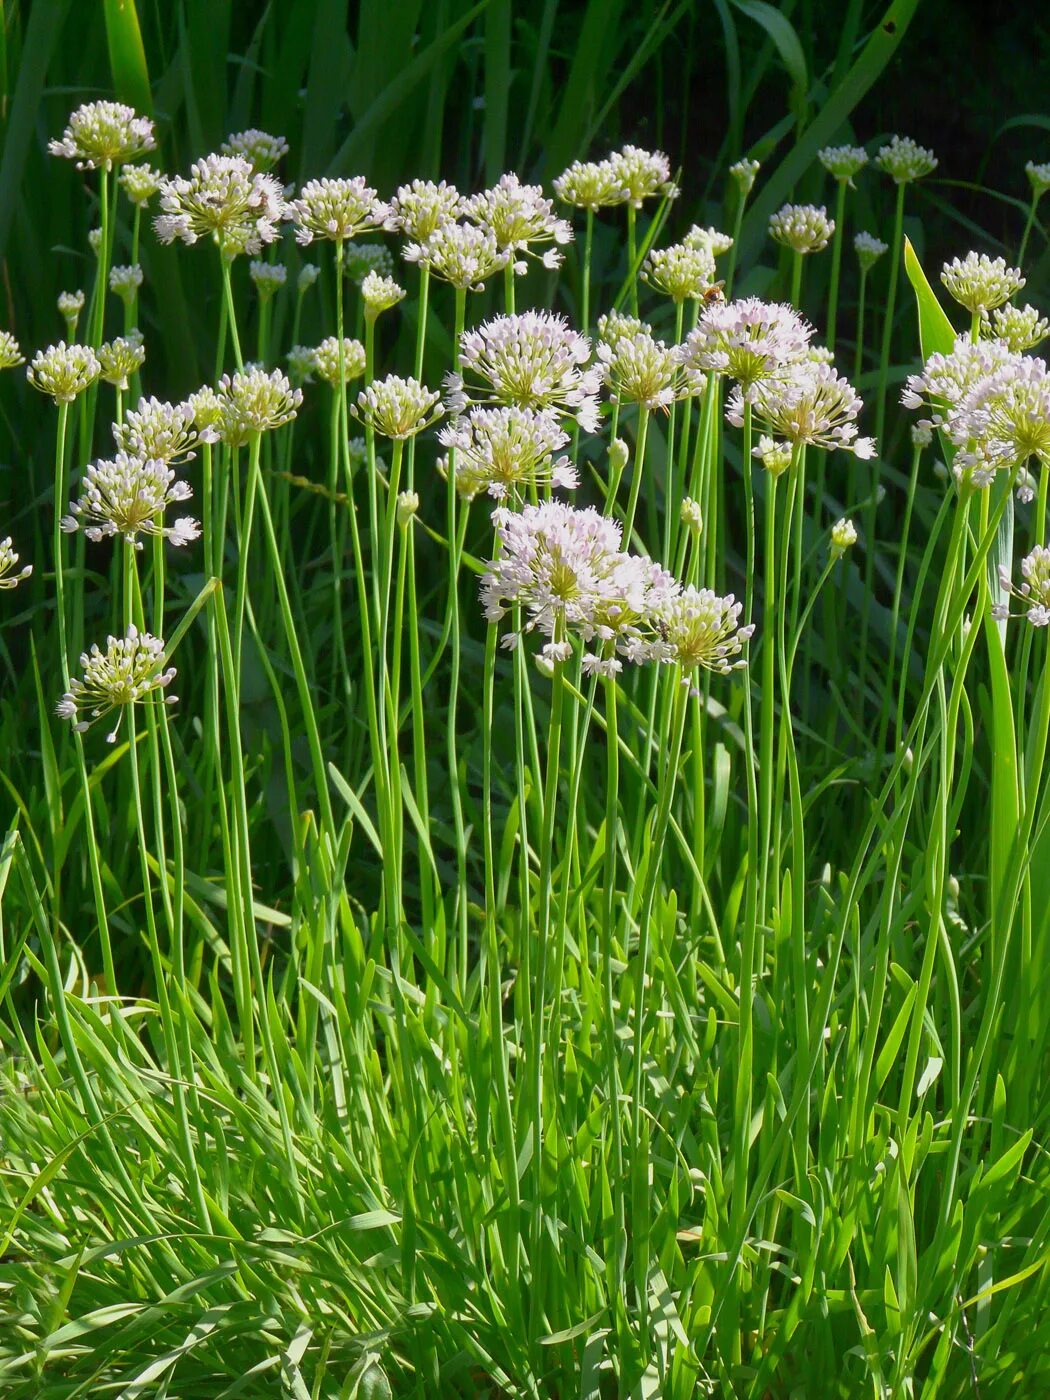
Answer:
826 179 848 352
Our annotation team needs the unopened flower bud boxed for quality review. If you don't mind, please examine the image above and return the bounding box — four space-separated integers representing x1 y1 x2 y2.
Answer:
680 497 703 533
397 489 419 526
608 438 629 473
831 517 857 554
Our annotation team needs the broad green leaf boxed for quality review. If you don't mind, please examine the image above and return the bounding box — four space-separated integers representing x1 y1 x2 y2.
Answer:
903 235 957 359
103 0 152 114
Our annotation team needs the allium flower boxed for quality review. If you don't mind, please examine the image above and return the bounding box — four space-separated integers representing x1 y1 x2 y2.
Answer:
642 241 717 302
155 155 285 257
596 329 682 410
353 375 442 439
876 135 938 184
298 264 320 294
109 264 144 305
220 128 289 172
831 518 858 554
361 270 406 318
61 452 198 548
115 396 214 464
49 101 156 171
0 332 24 370
404 221 511 290
312 336 367 386
596 310 650 351
88 228 103 256
1025 161 1050 200
286 344 317 384
385 179 463 240
651 586 753 674
901 336 1019 471
684 225 734 257
98 334 146 391
0 537 31 589
287 177 388 244
676 297 813 392
988 303 1050 353
58 290 86 338
956 356 1050 475
450 311 600 431
729 157 760 197
552 159 629 212
343 241 394 284
249 260 287 299
439 406 575 502
730 362 875 457
911 422 934 449
941 252 1025 316
854 231 888 270
187 386 224 434
769 203 835 255
218 368 302 445
680 497 703 534
118 162 163 208
396 490 419 525
56 626 176 743
818 144 869 185
753 435 793 476
995 546 1050 626
27 342 100 404
463 173 573 268
609 146 678 207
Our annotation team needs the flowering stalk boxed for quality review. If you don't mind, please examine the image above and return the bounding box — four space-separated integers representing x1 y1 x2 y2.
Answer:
826 178 848 352
852 262 869 385
874 180 906 450
581 208 594 336
446 287 470 987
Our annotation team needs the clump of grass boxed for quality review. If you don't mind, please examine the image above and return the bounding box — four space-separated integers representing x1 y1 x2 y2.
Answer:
2 79 1050 1400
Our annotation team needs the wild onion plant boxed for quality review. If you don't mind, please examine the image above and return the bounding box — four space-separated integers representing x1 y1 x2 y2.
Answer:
3 97 1050 1399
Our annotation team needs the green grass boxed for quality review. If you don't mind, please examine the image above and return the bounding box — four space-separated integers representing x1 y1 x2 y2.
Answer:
2 2 1050 1396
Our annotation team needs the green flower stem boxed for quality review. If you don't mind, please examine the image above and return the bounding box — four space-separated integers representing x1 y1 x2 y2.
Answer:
852 265 868 385
725 188 747 298
233 432 262 671
789 250 803 309
622 404 650 547
220 257 245 372
628 669 689 1326
504 260 516 315
875 180 906 451
826 179 848 352
1018 192 1040 266
663 299 686 566
741 398 755 627
876 441 923 754
627 205 639 316
446 287 470 991
601 671 627 1299
758 467 780 923
408 264 434 933
581 208 594 336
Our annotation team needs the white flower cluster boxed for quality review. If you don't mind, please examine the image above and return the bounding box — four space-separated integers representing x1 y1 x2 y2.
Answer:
344 241 395 284
353 375 443 439
876 135 938 184
62 452 198 549
463 173 573 269
155 155 285 257
553 159 629 212
729 157 761 196
0 331 24 370
818 144 868 184
676 298 813 392
98 334 146 390
480 501 751 676
768 203 835 255
986 303 1050 353
403 221 511 291
385 179 464 240
854 231 888 269
684 225 734 257
115 396 216 464
1026 161 1050 199
49 101 156 170
903 334 1050 485
596 328 682 411
287 177 388 244
27 342 101 404
439 406 576 502
119 163 163 207
217 368 303 445
642 241 717 302
995 546 1050 627
56 626 176 743
249 260 288 299
312 337 367 385
940 252 1025 316
0 537 32 589
361 270 406 316
220 128 289 172
609 145 678 207
109 263 144 305
728 362 875 458
449 311 600 432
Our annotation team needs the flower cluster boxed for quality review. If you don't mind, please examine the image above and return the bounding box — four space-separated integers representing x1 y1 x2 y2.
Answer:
854 231 888 270
217 368 302 445
1026 161 1050 200
609 146 678 207
449 311 600 431
56 626 177 743
596 328 682 410
353 375 443 439
876 135 938 184
463 173 573 268
995 546 1050 626
385 179 463 240
344 241 395 284
361 270 406 318
553 159 629 212
98 334 146 391
768 203 835 255
403 221 511 291
440 407 576 502
987 303 1050 353
287 177 388 244
250 260 288 299
818 144 868 184
0 332 24 370
729 362 875 457
58 291 85 337
312 336 367 385
49 100 156 170
155 155 285 257
61 452 199 548
642 241 717 302
109 264 144 305
27 342 101 404
115 397 215 464
0 537 32 589
220 128 289 172
729 157 760 196
941 252 1025 316
676 298 813 393
119 163 163 207
684 225 734 257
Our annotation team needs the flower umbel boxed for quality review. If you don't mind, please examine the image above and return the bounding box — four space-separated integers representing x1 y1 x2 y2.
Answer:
876 135 938 184
854 232 888 270
27 343 101 404
769 203 835 255
61 453 199 549
154 155 285 257
385 179 463 240
115 396 215 464
439 406 575 502
49 101 156 170
730 362 876 457
220 128 289 172
642 242 717 302
312 337 367 386
109 264 144 305
609 146 678 207
403 221 511 291
218 368 302 445
941 252 1025 316
353 376 443 439
995 546 1050 626
288 177 388 244
98 335 146 391
818 144 869 185
553 159 629 212
677 298 813 392
596 329 682 410
463 173 573 268
652 586 753 674
56 626 177 743
0 332 24 370
988 303 1050 353
0 537 32 589
450 311 600 431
